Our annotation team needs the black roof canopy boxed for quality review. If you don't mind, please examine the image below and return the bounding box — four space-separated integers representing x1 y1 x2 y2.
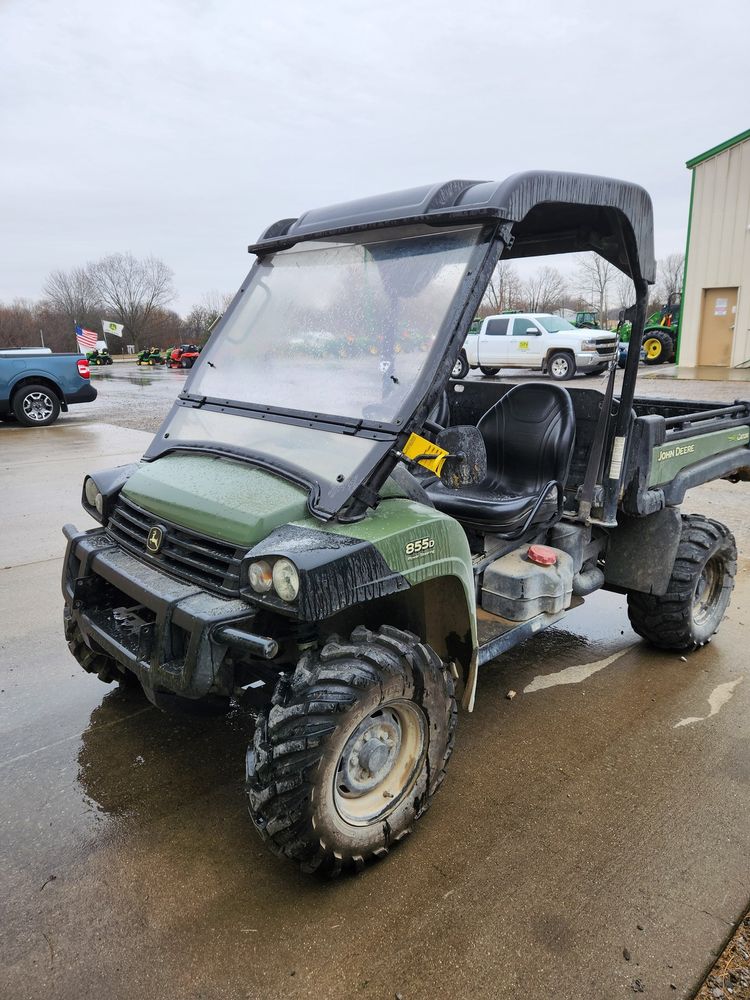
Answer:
249 171 656 285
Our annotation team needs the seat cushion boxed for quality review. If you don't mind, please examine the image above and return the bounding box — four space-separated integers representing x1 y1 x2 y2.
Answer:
425 479 557 535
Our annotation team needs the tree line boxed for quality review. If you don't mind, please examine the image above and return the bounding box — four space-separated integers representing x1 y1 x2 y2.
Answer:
0 252 232 353
0 249 685 354
479 252 685 323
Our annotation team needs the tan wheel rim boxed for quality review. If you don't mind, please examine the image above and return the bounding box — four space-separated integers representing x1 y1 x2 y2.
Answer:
333 701 426 826
692 555 723 627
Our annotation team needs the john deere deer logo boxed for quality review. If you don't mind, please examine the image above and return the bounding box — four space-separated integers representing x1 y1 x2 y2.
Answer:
146 526 165 554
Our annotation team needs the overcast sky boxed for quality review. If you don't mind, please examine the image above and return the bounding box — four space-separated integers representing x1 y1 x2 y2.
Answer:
2 0 749 314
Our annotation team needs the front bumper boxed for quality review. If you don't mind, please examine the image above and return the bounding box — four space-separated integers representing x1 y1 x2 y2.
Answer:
62 523 261 705
575 351 616 368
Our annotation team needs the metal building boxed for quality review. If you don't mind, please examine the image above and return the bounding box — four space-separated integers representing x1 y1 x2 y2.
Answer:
679 127 750 368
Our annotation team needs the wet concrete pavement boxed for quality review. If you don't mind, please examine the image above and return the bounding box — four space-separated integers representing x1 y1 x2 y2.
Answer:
1 398 749 1000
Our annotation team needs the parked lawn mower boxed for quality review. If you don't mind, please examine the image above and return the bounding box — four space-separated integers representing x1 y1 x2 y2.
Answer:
136 348 166 366
86 348 113 366
167 344 202 369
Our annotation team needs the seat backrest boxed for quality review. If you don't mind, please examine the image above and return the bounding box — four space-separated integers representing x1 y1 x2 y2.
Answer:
477 383 575 494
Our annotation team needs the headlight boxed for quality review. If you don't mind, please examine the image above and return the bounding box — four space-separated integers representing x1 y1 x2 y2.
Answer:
272 558 299 602
580 340 598 352
248 560 273 594
83 477 104 519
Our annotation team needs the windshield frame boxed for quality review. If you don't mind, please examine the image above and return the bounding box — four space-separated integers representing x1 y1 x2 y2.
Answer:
145 221 501 519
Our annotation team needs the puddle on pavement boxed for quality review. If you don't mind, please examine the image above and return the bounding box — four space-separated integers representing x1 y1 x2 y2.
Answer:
92 369 186 387
674 676 744 728
76 686 252 820
478 588 634 693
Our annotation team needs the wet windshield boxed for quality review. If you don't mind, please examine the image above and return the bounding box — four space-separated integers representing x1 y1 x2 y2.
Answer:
153 223 491 517
537 316 577 333
189 224 488 425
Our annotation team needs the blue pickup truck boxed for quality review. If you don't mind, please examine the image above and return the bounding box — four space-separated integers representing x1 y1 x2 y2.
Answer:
0 350 97 427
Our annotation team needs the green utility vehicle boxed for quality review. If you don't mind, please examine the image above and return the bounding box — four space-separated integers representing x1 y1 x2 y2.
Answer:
63 173 750 875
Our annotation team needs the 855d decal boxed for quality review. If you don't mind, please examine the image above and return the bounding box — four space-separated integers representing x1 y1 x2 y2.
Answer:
405 537 435 558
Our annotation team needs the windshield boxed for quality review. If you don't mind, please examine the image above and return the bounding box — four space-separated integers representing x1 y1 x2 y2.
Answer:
537 316 577 333
189 225 488 425
151 223 492 517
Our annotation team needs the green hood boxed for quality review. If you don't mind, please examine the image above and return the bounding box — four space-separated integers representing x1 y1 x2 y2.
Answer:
122 453 308 547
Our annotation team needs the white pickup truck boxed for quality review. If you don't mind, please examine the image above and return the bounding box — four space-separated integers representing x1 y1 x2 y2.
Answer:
452 312 618 381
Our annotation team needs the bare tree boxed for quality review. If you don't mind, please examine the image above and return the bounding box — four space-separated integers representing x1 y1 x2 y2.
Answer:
657 252 685 302
184 290 234 343
575 253 617 322
614 271 635 311
86 253 174 349
522 266 566 313
0 298 75 352
43 266 98 326
480 261 523 315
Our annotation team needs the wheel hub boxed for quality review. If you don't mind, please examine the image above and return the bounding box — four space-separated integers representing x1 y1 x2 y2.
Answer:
23 392 53 421
333 702 426 826
339 712 402 794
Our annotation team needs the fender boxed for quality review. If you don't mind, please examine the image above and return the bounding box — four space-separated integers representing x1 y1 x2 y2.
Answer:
248 498 479 707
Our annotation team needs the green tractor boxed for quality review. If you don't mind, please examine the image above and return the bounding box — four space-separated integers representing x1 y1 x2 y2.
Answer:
616 292 681 365
574 309 602 329
641 291 681 365
62 173 749 876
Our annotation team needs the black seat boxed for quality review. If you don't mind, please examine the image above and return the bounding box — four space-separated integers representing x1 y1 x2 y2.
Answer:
425 383 575 536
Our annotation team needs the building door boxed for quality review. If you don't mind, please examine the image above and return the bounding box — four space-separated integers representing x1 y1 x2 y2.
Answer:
697 287 738 366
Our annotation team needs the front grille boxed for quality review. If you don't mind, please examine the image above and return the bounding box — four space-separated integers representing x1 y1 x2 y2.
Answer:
595 340 617 356
107 495 244 596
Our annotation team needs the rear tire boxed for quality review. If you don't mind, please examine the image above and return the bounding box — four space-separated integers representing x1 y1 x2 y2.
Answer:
479 366 500 377
451 352 469 379
12 383 61 426
547 352 576 381
642 329 673 365
246 625 456 876
627 514 736 650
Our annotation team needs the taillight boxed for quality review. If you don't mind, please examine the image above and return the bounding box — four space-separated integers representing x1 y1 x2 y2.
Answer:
77 359 90 379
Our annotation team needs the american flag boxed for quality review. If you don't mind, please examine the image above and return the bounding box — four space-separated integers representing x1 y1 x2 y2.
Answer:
75 324 98 352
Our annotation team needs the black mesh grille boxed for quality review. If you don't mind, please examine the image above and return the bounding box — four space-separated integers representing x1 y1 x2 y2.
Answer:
107 496 244 596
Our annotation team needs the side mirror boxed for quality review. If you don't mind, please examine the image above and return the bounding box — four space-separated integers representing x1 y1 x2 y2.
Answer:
526 327 540 335
435 425 487 489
